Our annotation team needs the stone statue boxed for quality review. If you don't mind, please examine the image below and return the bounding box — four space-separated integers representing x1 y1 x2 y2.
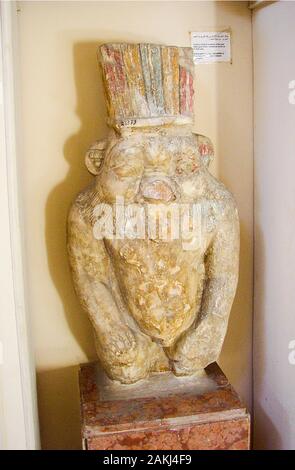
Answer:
67 43 239 384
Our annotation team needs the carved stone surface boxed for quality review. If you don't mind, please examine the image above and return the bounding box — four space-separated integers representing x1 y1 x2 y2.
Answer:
67 43 239 384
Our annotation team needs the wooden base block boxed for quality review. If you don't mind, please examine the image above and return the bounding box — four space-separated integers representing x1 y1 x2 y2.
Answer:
79 362 250 450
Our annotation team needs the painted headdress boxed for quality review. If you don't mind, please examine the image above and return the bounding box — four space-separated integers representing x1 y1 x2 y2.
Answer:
99 43 194 129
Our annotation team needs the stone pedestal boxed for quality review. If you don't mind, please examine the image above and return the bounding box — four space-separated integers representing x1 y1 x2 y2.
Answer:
79 362 250 450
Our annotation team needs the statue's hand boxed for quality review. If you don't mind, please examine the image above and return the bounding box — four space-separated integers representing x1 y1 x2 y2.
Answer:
99 325 138 366
96 325 156 383
166 316 226 376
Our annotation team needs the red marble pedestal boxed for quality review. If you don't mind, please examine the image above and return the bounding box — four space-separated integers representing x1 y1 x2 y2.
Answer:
79 362 250 450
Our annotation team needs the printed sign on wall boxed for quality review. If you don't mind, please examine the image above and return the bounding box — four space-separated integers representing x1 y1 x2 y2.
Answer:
190 31 231 65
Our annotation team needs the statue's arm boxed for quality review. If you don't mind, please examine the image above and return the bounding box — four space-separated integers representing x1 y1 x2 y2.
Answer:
169 198 239 374
67 202 124 330
197 198 239 338
67 202 142 366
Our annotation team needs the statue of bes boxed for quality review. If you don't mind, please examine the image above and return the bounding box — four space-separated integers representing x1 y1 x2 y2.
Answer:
67 43 239 384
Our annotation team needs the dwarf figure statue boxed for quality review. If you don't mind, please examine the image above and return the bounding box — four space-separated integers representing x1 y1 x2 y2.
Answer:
67 43 239 384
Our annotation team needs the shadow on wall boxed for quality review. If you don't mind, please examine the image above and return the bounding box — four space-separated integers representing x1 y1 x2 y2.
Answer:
37 366 82 450
254 401 285 450
43 42 109 449
253 225 288 450
45 42 109 362
219 221 249 378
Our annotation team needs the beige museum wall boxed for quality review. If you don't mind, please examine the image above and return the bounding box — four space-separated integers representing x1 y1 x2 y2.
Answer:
253 1 295 450
17 1 253 449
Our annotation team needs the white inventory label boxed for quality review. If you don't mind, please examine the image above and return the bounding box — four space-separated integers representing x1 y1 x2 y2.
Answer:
191 31 231 64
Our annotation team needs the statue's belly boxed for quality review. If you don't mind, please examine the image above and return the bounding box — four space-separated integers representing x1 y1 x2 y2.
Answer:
107 240 205 346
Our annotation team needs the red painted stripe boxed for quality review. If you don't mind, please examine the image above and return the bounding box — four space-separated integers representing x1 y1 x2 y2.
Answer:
180 67 187 114
188 72 194 113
